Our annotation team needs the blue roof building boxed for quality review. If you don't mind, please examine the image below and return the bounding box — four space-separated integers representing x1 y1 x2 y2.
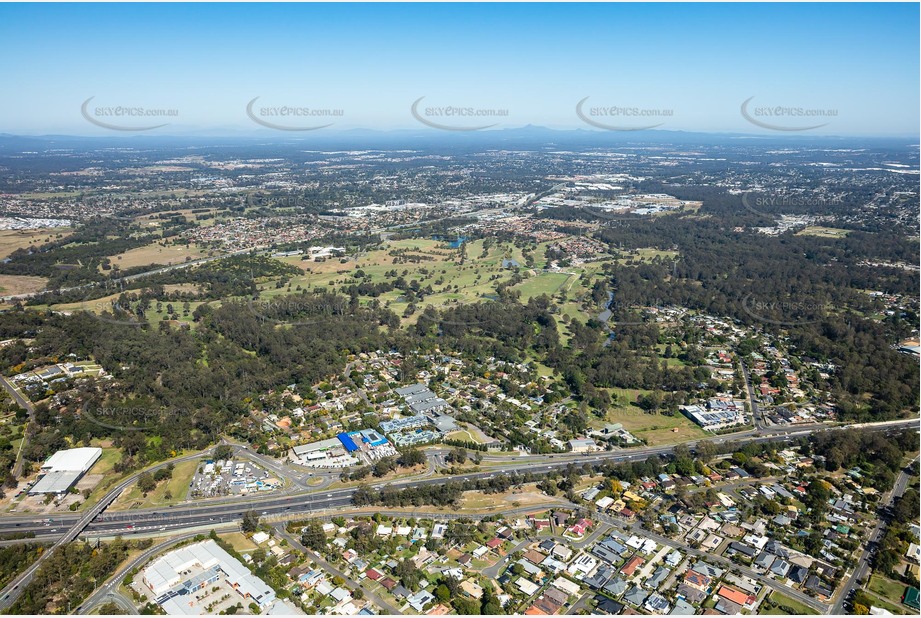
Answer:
338 432 359 452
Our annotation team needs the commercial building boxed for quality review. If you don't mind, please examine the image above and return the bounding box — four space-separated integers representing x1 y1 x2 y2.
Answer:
380 415 431 434
569 438 599 453
29 447 102 495
143 540 276 614
289 428 396 468
387 384 463 445
396 383 450 415
380 412 453 446
680 403 747 431
289 438 358 468
336 429 397 463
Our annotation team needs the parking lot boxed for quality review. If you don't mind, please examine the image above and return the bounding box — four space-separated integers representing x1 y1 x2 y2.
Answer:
188 458 280 499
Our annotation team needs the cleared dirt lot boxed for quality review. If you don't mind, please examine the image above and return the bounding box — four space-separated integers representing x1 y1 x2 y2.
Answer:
104 242 210 271
0 274 48 296
0 227 71 259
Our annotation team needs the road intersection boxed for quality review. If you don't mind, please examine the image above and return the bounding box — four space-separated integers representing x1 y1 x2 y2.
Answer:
0 417 917 612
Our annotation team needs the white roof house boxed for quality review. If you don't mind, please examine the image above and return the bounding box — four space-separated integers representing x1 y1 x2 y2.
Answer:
552 576 581 596
515 578 540 596
596 496 616 510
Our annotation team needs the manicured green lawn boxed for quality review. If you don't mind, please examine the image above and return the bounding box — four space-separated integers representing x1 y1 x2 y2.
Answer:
869 574 910 605
512 272 573 300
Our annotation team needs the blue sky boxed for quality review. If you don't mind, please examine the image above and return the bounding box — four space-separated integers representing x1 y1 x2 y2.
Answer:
0 2 917 136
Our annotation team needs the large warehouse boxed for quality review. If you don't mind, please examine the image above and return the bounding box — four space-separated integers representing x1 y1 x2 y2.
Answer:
29 447 102 495
143 539 276 614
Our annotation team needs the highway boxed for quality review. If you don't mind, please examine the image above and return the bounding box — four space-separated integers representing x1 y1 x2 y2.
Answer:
1 419 917 542
0 448 225 611
0 417 916 611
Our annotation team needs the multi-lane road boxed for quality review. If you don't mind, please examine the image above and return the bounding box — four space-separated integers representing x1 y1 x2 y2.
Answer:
6 420 909 541
0 448 228 611
0 417 917 611
1 419 917 547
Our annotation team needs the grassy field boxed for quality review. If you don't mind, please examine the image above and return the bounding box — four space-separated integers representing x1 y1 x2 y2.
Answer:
795 226 850 238
87 447 122 477
110 458 199 510
78 447 126 509
457 485 559 510
44 288 207 328
34 233 607 335
104 242 210 271
860 592 911 615
512 272 574 300
614 247 679 265
605 394 708 445
760 592 819 615
445 429 489 444
0 227 71 259
869 574 911 607
267 238 530 324
222 531 259 553
656 344 687 367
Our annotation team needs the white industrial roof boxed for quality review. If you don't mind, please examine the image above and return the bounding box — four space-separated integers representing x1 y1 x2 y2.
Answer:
41 447 102 472
30 447 102 494
145 540 274 609
29 470 82 495
292 438 342 455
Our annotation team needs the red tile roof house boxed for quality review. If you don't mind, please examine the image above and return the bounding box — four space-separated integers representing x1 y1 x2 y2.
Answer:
487 538 504 549
621 555 644 577
524 549 548 565
717 585 756 608
524 606 545 615
531 518 552 531
365 568 384 581
683 570 711 591
568 518 592 536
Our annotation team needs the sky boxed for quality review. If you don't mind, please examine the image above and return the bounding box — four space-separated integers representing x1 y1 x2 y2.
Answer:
0 2 918 137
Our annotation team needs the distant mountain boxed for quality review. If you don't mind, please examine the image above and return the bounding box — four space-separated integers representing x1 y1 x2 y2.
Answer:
0 128 914 152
